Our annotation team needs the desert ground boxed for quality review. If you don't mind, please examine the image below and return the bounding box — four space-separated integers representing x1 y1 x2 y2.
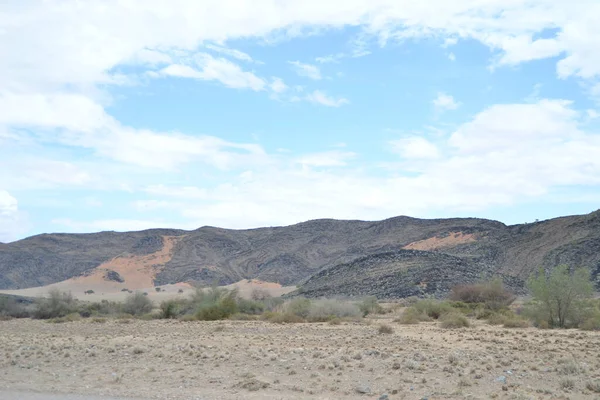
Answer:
0 279 296 303
2 316 600 400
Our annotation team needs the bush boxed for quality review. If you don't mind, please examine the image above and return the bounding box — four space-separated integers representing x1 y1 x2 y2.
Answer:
580 316 600 331
81 300 122 316
306 299 361 322
47 313 81 323
414 299 453 319
502 317 530 328
450 278 515 311
122 292 153 316
196 293 238 321
282 297 311 318
155 287 161 292
229 313 259 321
34 289 77 319
358 296 383 316
0 295 30 318
263 312 305 324
159 300 182 319
237 298 265 315
251 288 271 301
440 312 470 329
526 265 594 328
378 324 393 334
395 307 431 324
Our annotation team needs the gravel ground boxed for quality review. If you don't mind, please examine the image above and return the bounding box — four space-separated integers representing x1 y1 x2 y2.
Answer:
1 318 600 399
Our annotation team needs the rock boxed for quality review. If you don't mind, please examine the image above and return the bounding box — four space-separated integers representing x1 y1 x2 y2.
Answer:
379 395 389 400
496 376 507 384
355 384 371 394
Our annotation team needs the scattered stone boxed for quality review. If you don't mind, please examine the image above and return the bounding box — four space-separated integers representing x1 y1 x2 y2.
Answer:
355 384 371 394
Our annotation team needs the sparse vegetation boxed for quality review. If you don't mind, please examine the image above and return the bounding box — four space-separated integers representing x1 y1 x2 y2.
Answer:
358 296 384 316
450 278 515 311
378 324 393 334
34 289 77 319
413 299 453 319
525 265 595 328
395 306 431 324
122 292 153 316
439 312 470 329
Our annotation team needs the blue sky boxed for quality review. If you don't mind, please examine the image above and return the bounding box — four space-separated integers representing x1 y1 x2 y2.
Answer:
1 1 600 242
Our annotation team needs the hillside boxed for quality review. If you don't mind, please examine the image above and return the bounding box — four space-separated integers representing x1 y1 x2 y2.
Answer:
1 211 599 297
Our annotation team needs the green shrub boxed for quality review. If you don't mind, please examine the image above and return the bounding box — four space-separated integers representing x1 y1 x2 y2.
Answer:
414 299 453 319
264 312 305 324
81 300 122 316
502 317 530 328
0 295 30 318
306 299 361 322
282 297 311 318
229 313 259 321
358 296 383 316
196 293 238 321
237 298 265 315
47 313 81 323
395 307 431 324
580 316 600 331
34 289 77 319
159 300 181 319
450 278 515 311
526 265 594 328
122 292 153 316
440 312 470 329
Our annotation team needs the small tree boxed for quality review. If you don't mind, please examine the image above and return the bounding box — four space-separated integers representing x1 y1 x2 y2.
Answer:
123 292 153 315
527 265 594 328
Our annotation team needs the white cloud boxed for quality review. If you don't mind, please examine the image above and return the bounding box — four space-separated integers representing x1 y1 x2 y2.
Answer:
0 190 25 242
204 44 254 62
0 191 17 217
305 90 349 107
390 137 440 160
269 77 288 93
315 53 345 64
158 53 266 91
433 92 460 111
443 38 458 47
296 150 356 167
132 200 175 212
133 98 600 230
144 185 208 199
448 52 456 61
288 61 322 80
449 100 578 154
52 218 178 233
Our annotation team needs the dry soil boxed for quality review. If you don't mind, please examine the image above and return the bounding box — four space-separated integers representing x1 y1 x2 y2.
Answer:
1 318 599 399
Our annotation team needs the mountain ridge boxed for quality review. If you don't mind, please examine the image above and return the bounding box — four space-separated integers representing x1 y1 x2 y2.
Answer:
1 210 599 297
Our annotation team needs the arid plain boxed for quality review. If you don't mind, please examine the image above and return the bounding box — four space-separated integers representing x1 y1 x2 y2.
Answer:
2 315 600 400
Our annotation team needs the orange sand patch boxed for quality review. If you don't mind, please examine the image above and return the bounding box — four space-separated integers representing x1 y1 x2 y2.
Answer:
67 235 179 290
403 232 476 251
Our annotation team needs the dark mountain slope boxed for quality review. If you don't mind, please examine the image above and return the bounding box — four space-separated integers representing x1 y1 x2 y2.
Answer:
0 211 599 297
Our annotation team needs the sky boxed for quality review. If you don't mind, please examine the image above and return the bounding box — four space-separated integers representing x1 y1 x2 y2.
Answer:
1 0 600 242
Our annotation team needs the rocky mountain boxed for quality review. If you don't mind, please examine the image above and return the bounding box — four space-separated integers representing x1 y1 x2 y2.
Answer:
1 211 599 297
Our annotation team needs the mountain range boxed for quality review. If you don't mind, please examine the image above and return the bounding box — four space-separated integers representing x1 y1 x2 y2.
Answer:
1 210 599 298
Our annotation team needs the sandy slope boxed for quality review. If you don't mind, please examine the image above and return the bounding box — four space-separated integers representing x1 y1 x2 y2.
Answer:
0 233 295 301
